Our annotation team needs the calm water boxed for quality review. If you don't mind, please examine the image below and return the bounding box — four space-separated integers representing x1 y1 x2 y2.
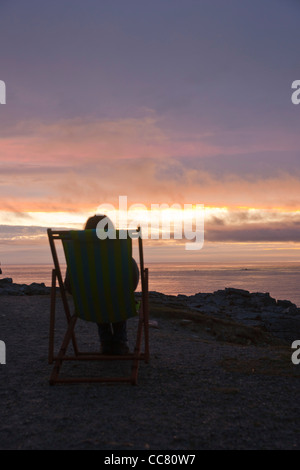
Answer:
2 262 300 307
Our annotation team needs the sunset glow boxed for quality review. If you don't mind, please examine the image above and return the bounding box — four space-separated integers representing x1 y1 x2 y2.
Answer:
0 1 299 266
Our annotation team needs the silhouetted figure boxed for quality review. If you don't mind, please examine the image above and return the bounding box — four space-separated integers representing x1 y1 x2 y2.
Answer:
65 215 139 355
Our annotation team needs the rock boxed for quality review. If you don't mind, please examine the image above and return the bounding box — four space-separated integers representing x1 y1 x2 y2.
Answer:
0 278 52 296
149 320 159 329
0 277 13 285
183 288 300 344
217 287 251 297
277 299 295 308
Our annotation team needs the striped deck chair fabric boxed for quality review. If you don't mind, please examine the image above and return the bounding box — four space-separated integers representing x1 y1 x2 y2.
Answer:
61 229 138 324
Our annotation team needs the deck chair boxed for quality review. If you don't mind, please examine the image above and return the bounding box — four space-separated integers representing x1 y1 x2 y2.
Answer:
47 227 149 385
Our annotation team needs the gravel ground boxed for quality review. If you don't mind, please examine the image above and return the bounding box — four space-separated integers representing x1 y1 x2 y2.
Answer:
0 295 300 450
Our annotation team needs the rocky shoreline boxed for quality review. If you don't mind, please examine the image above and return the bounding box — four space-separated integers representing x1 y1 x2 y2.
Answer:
1 277 299 345
0 277 52 296
141 288 300 344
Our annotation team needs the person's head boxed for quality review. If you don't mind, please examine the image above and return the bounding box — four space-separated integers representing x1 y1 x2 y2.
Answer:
84 214 114 230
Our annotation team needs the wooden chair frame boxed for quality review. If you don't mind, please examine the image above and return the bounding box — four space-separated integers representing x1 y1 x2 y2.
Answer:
47 228 149 385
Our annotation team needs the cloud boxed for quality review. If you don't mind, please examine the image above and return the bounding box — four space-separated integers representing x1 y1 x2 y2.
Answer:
205 224 300 243
0 225 45 237
2 205 300 245
0 116 170 165
204 208 300 242
0 109 299 215
1 151 300 214
2 111 299 169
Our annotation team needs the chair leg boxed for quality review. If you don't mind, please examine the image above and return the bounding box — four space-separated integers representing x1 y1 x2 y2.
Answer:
143 268 150 363
49 315 77 385
49 269 56 364
131 313 144 384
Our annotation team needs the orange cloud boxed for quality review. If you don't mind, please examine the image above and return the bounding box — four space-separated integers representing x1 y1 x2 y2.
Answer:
1 115 300 218
1 156 300 214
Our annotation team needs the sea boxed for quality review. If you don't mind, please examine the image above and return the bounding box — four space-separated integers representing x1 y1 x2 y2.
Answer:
2 262 300 307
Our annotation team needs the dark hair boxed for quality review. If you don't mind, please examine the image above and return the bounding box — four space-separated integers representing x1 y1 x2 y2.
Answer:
83 214 139 291
84 214 113 230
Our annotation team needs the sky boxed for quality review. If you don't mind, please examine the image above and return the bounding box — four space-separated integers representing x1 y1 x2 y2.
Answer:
0 0 300 265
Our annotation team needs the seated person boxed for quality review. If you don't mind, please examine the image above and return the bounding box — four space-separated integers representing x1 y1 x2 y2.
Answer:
64 214 139 355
